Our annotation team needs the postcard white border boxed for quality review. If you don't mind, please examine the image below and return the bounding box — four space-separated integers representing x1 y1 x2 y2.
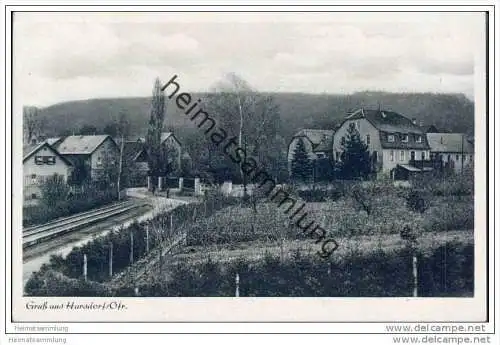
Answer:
2 3 496 334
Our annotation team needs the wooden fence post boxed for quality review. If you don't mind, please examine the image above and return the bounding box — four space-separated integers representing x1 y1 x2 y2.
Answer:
83 254 87 282
109 243 113 278
412 253 418 297
235 273 240 297
130 231 134 264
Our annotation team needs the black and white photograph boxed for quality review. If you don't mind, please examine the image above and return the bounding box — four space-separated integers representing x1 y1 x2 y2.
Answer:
4 5 494 330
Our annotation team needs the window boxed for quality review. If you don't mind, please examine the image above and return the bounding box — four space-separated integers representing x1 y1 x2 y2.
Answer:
31 193 37 199
43 156 55 165
421 152 426 160
390 150 394 162
416 135 422 143
336 152 341 161
366 135 370 145
31 174 36 179
341 136 346 145
401 134 409 142
470 155 473 161
410 151 415 161
34 155 56 165
34 156 43 165
316 152 326 159
400 151 405 161
456 155 460 161
388 134 395 142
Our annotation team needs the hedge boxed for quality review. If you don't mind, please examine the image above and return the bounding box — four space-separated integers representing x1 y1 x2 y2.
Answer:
25 241 473 297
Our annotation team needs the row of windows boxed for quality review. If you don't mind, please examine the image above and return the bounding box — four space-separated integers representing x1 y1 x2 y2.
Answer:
340 133 422 145
441 154 474 162
34 155 56 165
387 134 422 143
389 150 427 162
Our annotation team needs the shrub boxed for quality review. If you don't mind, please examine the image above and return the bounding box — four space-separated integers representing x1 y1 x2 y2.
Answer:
24 269 110 297
23 186 117 226
423 201 474 232
40 174 70 206
125 242 473 297
406 189 431 213
414 172 473 197
26 240 474 297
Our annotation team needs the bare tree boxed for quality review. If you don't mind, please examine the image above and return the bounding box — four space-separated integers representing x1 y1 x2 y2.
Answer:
207 73 282 193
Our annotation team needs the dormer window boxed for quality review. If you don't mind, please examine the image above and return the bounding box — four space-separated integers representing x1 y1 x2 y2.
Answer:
387 134 395 143
416 135 422 143
401 134 409 143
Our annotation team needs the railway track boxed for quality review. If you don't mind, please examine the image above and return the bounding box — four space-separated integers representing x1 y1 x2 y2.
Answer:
23 201 147 248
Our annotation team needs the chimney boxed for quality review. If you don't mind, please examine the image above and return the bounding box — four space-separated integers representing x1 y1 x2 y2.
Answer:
412 118 417 125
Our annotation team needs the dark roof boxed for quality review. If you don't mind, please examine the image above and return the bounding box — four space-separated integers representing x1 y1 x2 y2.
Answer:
56 135 114 155
348 108 425 134
23 142 73 166
293 129 335 152
123 141 147 161
345 108 430 150
427 133 474 153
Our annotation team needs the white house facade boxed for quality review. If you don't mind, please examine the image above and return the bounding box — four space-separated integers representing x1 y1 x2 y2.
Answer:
332 108 431 178
23 142 73 202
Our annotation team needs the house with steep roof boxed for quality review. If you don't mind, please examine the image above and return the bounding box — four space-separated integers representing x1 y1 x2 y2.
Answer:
287 129 335 174
332 108 432 179
48 134 119 182
23 142 73 202
426 133 474 173
122 132 183 184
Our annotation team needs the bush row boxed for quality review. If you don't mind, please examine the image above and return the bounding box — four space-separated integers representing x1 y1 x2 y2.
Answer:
25 241 473 297
23 187 117 226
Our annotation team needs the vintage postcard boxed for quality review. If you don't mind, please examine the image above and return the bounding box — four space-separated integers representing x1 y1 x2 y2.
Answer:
2 4 496 336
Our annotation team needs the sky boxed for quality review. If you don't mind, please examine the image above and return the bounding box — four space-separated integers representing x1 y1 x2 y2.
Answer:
13 12 484 107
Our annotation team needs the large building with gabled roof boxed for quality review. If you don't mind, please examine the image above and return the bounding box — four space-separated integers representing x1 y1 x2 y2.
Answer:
47 134 119 181
332 108 432 178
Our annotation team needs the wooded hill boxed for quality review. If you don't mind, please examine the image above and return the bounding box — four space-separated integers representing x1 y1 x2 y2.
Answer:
36 91 475 142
